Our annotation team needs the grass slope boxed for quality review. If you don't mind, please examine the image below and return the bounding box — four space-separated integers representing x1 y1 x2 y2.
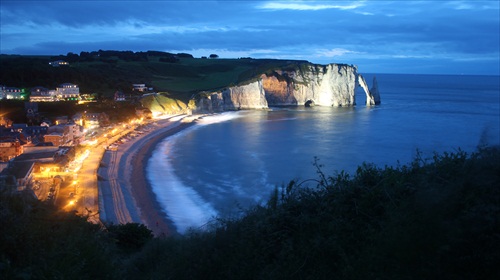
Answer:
1 54 310 103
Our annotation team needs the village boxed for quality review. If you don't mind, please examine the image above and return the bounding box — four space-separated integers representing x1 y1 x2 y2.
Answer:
0 76 155 218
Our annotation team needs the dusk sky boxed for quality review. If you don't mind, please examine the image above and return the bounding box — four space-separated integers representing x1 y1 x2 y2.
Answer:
1 0 499 75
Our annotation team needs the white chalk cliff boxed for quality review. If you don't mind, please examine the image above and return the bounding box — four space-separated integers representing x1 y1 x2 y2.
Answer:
193 63 380 112
195 80 268 112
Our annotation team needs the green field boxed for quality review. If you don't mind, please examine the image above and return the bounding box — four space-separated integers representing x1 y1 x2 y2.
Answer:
1 53 310 103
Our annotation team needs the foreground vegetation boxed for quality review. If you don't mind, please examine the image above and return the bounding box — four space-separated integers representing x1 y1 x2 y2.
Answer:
1 148 499 279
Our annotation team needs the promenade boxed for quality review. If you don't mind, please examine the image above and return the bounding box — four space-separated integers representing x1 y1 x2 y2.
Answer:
96 115 198 236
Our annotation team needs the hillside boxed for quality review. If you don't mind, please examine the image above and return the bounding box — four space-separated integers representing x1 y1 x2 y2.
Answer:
0 51 310 103
1 148 499 279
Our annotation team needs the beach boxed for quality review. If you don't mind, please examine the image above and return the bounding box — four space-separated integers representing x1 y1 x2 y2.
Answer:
98 116 197 236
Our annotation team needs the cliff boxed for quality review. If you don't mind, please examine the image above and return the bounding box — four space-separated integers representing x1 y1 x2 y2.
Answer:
192 63 380 113
194 81 268 112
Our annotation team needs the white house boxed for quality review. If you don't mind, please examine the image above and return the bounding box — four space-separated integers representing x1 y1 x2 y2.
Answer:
56 83 80 101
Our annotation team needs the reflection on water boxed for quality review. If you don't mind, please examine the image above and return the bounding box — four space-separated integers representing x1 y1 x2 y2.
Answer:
148 74 500 233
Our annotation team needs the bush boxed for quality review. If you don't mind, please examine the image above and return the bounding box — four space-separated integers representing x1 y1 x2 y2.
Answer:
125 147 500 279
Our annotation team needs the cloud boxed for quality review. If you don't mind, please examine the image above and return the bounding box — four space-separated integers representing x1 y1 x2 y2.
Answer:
0 0 498 74
315 48 359 58
257 1 364 11
448 1 500 11
168 48 279 59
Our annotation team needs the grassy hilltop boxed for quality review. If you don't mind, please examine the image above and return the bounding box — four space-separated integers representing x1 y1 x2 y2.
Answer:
0 51 309 103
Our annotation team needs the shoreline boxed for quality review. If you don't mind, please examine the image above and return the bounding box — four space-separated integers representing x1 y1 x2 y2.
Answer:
128 120 196 237
98 116 199 237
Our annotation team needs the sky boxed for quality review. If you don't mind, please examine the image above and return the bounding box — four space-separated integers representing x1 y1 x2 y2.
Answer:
1 0 499 75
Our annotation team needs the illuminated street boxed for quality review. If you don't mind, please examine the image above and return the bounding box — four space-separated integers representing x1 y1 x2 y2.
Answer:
97 117 188 225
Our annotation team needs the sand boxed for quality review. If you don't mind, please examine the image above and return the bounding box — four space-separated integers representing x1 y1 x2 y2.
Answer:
122 120 195 237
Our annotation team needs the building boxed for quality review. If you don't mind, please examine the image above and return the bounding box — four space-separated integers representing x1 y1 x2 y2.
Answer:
56 83 80 101
44 125 71 146
0 116 13 127
22 126 49 145
0 140 23 162
55 116 69 125
49 60 69 67
114 91 126 101
0 128 28 146
85 112 110 128
43 133 64 147
4 87 24 100
30 86 55 102
43 123 82 146
0 85 5 99
0 161 35 190
132 84 148 92
44 125 72 146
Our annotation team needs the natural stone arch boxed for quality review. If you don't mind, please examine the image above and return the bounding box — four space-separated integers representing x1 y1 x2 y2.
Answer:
357 74 381 106
304 99 315 107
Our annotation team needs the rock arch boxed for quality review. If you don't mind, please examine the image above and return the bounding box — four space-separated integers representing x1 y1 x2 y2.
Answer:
304 100 315 107
357 74 381 106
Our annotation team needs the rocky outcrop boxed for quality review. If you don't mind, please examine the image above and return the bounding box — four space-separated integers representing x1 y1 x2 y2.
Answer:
262 64 380 107
193 81 268 112
368 77 381 105
193 63 380 113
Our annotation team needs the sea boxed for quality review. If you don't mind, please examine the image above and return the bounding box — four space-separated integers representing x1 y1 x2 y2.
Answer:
147 74 500 233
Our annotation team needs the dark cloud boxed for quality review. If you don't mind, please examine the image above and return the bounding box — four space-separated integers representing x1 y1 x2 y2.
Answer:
1 0 498 74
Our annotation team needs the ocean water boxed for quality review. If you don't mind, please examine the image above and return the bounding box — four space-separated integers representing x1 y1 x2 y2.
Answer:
147 74 500 233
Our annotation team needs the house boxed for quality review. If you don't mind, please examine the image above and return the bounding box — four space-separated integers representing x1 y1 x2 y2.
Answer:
85 112 110 128
0 161 35 190
0 140 23 162
30 86 55 102
132 84 148 92
14 146 71 172
43 124 78 146
49 60 69 67
22 126 49 145
114 91 126 101
4 87 24 100
0 85 6 99
12 123 28 132
0 116 13 127
0 128 28 146
43 133 65 147
56 83 80 101
55 116 69 125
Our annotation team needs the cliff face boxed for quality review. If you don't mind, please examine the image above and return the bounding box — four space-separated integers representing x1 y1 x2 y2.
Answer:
263 64 361 107
193 63 379 113
194 81 268 112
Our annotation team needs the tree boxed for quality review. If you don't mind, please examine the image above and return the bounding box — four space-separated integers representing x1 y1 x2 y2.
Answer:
209 54 219 59
107 223 153 252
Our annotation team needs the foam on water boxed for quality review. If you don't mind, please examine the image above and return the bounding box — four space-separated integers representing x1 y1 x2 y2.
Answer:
147 74 500 234
195 111 245 125
147 128 218 233
146 112 248 233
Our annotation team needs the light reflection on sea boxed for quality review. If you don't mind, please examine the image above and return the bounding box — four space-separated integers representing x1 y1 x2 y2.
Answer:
147 74 500 233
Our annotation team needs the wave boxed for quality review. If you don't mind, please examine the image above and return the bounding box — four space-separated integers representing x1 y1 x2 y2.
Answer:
146 111 246 233
147 130 218 234
195 111 245 125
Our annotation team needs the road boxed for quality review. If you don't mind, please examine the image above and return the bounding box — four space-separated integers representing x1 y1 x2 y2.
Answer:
96 116 192 226
75 122 141 224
